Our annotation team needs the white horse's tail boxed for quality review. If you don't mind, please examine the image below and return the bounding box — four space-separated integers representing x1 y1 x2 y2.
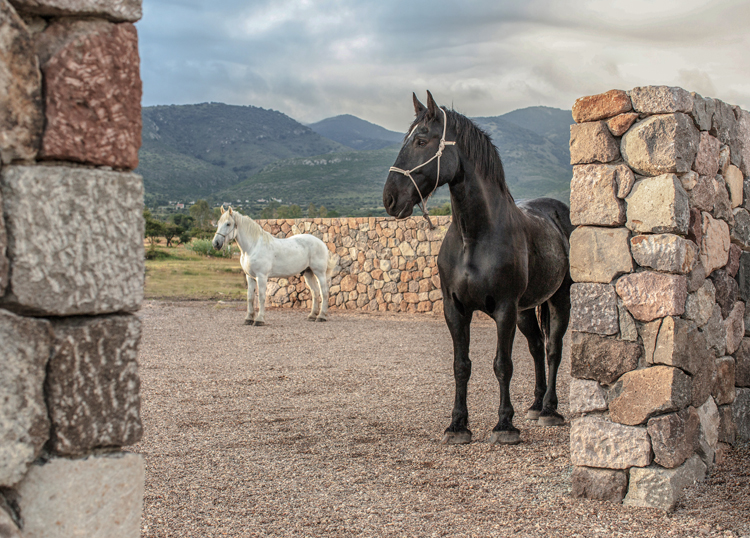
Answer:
326 252 338 283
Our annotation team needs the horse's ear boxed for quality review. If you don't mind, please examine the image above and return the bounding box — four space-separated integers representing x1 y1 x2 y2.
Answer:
413 92 426 116
426 90 439 119
220 205 225 214
228 206 233 215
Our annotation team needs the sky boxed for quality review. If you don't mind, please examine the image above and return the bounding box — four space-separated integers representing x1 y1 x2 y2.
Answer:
137 0 750 132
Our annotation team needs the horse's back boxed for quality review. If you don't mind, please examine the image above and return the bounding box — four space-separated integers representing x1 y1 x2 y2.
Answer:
516 197 573 239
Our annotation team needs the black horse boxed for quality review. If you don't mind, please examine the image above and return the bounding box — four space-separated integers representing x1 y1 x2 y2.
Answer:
383 91 573 445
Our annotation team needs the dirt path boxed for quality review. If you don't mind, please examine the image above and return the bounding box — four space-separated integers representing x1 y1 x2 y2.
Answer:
132 301 750 537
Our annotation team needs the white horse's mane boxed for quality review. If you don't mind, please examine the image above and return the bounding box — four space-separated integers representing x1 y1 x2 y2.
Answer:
233 212 272 244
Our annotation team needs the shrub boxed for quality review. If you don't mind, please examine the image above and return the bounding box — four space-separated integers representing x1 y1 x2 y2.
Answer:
188 239 238 258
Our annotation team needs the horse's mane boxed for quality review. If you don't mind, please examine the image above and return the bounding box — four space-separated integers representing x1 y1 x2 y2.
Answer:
408 107 513 199
234 212 273 244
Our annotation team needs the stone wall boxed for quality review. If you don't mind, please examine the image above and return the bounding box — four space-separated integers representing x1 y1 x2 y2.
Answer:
256 216 451 315
568 86 750 510
0 0 145 536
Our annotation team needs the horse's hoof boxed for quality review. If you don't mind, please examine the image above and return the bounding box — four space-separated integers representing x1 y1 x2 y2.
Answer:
488 430 521 445
525 410 541 421
315 317 327 322
244 319 254 325
307 316 317 321
441 431 472 445
538 411 565 427
253 320 265 326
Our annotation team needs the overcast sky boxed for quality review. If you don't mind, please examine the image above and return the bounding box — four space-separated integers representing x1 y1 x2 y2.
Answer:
138 0 750 132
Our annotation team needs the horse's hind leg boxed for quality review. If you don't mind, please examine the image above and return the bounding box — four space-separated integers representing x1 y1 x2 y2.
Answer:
254 274 268 326
302 269 320 321
311 268 329 322
538 279 571 427
245 275 257 325
517 308 547 421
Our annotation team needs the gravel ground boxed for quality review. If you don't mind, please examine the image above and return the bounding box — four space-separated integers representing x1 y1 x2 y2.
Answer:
132 301 750 538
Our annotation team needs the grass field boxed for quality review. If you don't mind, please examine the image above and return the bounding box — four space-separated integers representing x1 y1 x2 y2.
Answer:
144 243 247 300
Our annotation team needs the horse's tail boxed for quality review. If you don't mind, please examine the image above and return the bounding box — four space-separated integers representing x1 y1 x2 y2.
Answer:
537 302 551 345
326 252 338 284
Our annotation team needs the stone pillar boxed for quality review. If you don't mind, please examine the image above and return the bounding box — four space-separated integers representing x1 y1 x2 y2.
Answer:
569 86 750 511
0 0 144 535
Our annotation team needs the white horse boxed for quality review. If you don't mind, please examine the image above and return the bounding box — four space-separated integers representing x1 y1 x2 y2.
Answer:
212 207 337 325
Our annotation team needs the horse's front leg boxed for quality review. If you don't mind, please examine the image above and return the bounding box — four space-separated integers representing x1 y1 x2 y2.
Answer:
490 303 521 445
254 274 268 326
442 295 473 444
314 268 329 322
245 275 257 325
302 269 320 321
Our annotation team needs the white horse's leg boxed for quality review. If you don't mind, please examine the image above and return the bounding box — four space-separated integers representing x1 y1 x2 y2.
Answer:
255 274 268 326
303 269 320 320
245 275 256 325
313 268 329 322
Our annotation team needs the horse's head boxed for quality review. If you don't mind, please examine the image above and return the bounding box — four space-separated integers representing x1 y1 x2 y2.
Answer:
212 206 237 250
383 91 459 219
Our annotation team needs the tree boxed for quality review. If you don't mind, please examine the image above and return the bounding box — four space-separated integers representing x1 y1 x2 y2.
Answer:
189 200 212 229
307 203 318 218
260 201 280 219
162 222 181 247
318 205 328 218
277 204 302 219
431 201 452 216
144 210 165 246
172 214 194 229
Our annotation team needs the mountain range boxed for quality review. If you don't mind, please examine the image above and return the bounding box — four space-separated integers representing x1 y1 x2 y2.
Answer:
136 103 573 216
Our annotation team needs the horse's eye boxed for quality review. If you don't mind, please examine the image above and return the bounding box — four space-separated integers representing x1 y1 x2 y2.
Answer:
416 138 427 147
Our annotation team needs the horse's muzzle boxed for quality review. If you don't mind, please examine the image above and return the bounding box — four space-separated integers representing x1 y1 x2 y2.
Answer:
212 236 223 250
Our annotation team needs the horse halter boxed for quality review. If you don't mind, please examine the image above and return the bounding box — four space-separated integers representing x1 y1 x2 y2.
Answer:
389 106 456 229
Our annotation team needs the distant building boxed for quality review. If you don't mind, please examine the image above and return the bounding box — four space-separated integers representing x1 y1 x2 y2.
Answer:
175 203 185 209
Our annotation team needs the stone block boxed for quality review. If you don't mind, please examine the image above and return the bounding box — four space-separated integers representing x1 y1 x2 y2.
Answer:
685 174 715 213
709 269 739 319
692 132 721 178
1 166 144 316
606 113 639 137
712 174 734 224
710 100 740 167
697 397 720 467
571 467 628 503
569 378 607 415
737 108 750 177
570 121 620 165
609 366 692 426
691 93 715 132
737 338 750 387
718 404 737 445
700 212 731 276
702 304 727 357
686 257 706 293
651 316 705 375
15 452 143 537
630 86 694 115
569 164 627 226
630 234 698 274
0 506 21 538
569 283 619 335
47 315 142 455
569 226 633 283
731 207 750 250
621 113 700 176
572 89 632 123
725 165 744 208
733 388 750 441
725 301 745 355
738 252 750 302
727 243 741 277
36 19 141 169
9 0 141 21
0 189 6 296
615 271 687 322
618 299 638 341
639 318 662 364
570 416 652 469
691 345 716 408
625 174 689 235
570 331 641 385
684 278 716 327
624 455 706 512
0 309 53 487
0 0 43 163
713 356 736 406
647 407 699 469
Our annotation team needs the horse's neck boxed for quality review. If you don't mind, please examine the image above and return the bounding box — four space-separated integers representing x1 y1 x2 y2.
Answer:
449 168 519 240
234 215 267 253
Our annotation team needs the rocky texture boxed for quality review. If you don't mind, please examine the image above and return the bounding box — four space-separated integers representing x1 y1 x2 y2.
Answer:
713 356 735 406
0 0 43 163
569 164 628 226
702 305 727 357
737 108 750 177
711 101 740 167
624 455 706 512
727 243 742 277
700 212 731 276
570 331 641 385
731 207 750 250
569 226 632 284
572 89 632 123
621 114 699 176
709 269 739 319
9 0 142 21
725 165 744 208
618 299 638 341
697 397 720 467
47 315 143 455
651 316 706 375
36 19 141 169
691 93 715 132
737 338 750 387
0 309 53 487
693 132 721 178
738 252 750 302
569 378 607 415
15 452 144 537
571 467 628 503
647 408 700 469
609 366 692 426
606 113 639 137
630 233 698 274
570 416 652 469
685 278 716 327
615 271 687 322
725 301 745 355
0 507 21 538
718 404 737 445
630 86 694 115
0 165 144 316
625 174 690 234
569 283 619 335
712 175 734 224
570 121 620 165
733 388 750 441
0 188 7 296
